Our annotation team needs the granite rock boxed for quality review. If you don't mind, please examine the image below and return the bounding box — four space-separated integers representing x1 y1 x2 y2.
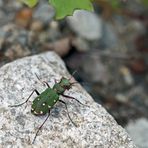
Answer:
0 52 136 147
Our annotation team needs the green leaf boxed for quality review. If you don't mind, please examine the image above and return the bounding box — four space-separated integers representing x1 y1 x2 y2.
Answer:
142 0 148 6
21 0 38 7
49 0 94 19
109 0 120 9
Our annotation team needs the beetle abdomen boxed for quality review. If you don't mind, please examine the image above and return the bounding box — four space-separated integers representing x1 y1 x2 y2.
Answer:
31 88 59 116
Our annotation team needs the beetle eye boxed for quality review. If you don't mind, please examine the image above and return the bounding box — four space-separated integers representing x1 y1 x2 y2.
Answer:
64 85 69 89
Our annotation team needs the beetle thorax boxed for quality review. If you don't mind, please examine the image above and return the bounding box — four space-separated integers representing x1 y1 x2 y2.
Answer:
53 77 71 94
53 83 65 94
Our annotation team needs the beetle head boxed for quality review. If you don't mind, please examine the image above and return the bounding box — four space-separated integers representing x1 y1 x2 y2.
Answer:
60 77 72 90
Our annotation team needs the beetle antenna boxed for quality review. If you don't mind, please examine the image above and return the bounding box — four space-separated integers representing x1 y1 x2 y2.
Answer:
72 70 77 76
35 73 50 88
71 82 78 86
68 70 78 81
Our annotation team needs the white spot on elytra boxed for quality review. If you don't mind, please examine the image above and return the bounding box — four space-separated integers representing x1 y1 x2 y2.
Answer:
42 103 45 106
54 100 56 102
48 105 51 108
31 108 34 111
34 111 38 115
40 111 43 114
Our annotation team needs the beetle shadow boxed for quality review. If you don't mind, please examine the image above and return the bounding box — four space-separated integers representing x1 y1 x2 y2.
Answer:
51 106 61 118
51 102 68 119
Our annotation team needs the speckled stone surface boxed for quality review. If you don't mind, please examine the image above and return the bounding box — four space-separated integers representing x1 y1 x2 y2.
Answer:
0 52 136 147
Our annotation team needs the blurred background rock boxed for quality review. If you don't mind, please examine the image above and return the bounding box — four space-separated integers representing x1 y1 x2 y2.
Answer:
0 0 147 147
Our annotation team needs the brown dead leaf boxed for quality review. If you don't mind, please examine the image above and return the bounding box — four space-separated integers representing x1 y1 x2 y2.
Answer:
15 8 33 28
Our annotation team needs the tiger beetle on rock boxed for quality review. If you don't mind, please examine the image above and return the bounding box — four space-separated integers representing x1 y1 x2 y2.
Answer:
9 72 85 144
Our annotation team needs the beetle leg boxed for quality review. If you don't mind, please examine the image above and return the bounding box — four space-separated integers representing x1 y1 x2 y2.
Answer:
62 94 86 106
59 100 77 127
32 110 50 144
54 78 58 83
9 89 40 107
43 81 50 88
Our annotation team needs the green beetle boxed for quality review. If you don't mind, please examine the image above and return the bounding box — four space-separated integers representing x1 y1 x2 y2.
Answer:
10 75 84 143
